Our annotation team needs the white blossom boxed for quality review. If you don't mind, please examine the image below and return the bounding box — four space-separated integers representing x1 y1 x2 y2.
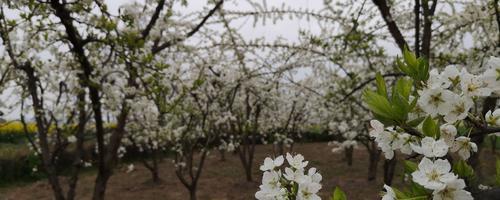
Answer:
412 158 457 190
482 56 500 94
485 109 500 126
460 69 492 97
411 137 449 158
432 179 473 200
369 120 385 138
297 181 321 200
440 124 457 146
286 153 309 170
451 136 478 160
382 184 396 200
260 156 285 171
417 88 455 116
443 96 473 123
256 154 321 200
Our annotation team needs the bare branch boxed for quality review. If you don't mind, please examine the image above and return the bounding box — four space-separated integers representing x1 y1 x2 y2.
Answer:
152 0 224 54
372 0 408 51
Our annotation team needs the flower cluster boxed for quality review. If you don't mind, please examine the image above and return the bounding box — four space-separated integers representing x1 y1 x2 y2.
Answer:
383 157 473 200
255 153 322 200
372 119 474 199
369 120 413 159
417 57 499 123
364 53 500 200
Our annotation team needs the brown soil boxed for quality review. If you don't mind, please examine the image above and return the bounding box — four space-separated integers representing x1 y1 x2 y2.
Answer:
0 142 498 200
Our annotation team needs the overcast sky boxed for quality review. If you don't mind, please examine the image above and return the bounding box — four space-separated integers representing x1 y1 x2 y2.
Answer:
2 0 395 120
105 0 325 42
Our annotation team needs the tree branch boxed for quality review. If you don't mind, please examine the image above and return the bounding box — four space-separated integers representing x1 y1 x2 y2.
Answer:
372 0 408 51
421 0 437 58
141 0 166 39
414 0 420 56
151 0 224 54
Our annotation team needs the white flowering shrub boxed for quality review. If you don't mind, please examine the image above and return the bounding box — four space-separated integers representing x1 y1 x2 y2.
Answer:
364 49 500 199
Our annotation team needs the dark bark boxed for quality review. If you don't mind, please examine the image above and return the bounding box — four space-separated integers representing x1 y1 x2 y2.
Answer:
24 63 65 200
421 0 437 59
372 0 408 50
238 142 255 182
219 149 226 161
469 97 498 178
367 142 381 181
66 91 88 200
345 146 354 166
49 1 144 198
144 148 162 184
189 186 197 200
383 155 397 186
273 143 285 157
141 149 162 183
414 0 420 56
175 150 208 200
141 0 167 39
152 0 224 54
474 188 500 200
151 150 161 183
47 2 109 199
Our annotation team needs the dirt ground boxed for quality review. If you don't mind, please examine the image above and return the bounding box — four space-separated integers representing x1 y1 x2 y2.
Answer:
0 142 498 200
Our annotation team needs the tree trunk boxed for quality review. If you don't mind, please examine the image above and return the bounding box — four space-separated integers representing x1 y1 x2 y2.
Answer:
345 146 354 166
47 173 66 200
237 141 255 182
189 186 197 200
152 169 161 184
92 171 111 200
22 62 65 200
151 149 162 184
383 156 397 186
219 149 226 161
368 147 380 181
275 143 285 156
244 162 252 182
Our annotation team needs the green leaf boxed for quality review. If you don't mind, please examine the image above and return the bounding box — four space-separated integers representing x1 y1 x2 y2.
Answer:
391 78 413 116
375 72 388 97
372 113 397 126
403 47 418 70
416 58 430 81
396 57 411 75
393 187 409 199
404 160 418 174
391 94 409 121
363 90 396 120
393 78 413 101
407 116 425 127
408 181 429 198
331 187 347 200
422 116 439 138
453 160 474 179
409 96 418 111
